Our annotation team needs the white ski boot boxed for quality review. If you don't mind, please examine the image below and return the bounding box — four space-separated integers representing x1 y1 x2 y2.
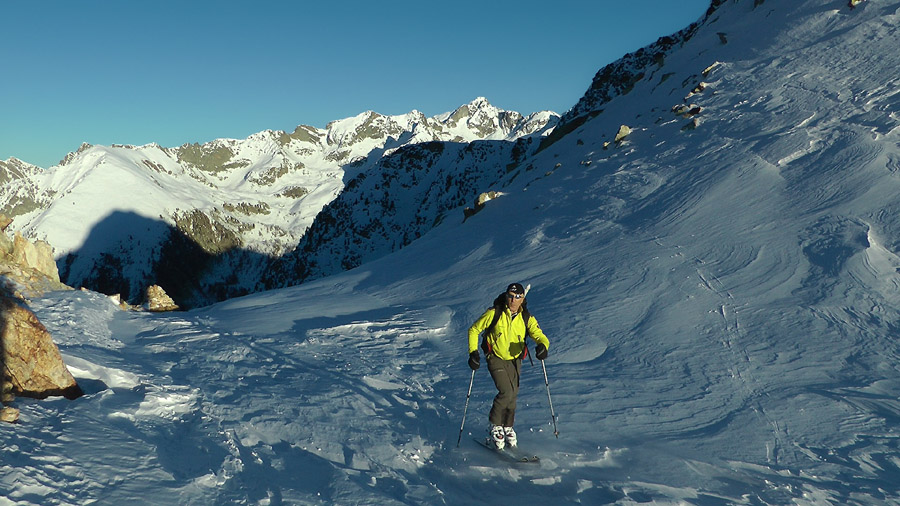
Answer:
504 426 517 448
489 424 506 450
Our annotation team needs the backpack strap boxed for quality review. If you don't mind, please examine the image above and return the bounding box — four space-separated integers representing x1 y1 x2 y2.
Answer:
485 293 507 334
482 293 507 355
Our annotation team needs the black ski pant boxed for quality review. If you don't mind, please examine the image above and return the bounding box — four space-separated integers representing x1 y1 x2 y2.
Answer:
487 355 521 427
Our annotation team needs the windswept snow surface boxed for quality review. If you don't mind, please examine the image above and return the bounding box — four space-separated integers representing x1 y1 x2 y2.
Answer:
5 0 900 504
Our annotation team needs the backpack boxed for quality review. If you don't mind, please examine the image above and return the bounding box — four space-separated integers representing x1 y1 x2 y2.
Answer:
481 292 531 356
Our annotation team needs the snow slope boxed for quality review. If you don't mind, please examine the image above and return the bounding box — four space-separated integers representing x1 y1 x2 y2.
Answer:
5 0 900 504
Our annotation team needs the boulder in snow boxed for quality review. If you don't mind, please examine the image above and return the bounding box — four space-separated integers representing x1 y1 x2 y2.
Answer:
615 125 633 144
145 285 179 312
1 406 19 423
463 191 501 221
1 296 82 400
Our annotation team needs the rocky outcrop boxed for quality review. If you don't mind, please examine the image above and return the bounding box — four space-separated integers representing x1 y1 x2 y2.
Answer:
1 214 80 414
12 233 60 282
1 215 70 300
463 191 502 220
263 137 531 289
0 158 54 219
546 0 732 153
145 285 179 312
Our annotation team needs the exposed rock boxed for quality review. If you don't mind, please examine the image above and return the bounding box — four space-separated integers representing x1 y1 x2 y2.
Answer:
702 62 724 78
476 191 500 207
672 104 703 118
1 217 71 300
682 118 701 132
0 229 11 257
1 380 12 403
463 191 501 221
105 292 133 310
145 285 179 312
172 209 243 255
685 82 709 100
615 125 633 144
12 232 60 282
1 296 82 400
560 0 731 128
1 406 19 423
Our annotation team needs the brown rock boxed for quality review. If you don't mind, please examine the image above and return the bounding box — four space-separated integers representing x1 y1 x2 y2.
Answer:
1 406 19 423
1 296 82 400
145 285 179 312
614 124 632 144
12 232 60 282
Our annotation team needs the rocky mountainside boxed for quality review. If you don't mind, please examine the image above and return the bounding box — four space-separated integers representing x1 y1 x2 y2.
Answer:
0 159 50 219
256 0 736 291
543 0 728 151
1 99 557 307
262 138 532 288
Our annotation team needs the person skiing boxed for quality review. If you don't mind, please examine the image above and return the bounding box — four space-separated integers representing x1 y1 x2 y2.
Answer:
467 282 550 450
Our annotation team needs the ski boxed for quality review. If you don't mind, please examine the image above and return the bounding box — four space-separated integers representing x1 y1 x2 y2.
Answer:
474 438 540 464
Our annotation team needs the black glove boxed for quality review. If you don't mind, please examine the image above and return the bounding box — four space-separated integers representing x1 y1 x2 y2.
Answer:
535 343 548 360
468 351 480 370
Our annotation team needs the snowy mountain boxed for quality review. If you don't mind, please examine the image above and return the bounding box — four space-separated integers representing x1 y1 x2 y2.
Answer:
0 99 557 306
5 0 900 504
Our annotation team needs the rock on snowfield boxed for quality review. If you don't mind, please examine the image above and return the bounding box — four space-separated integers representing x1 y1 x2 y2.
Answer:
144 284 179 312
1 296 82 400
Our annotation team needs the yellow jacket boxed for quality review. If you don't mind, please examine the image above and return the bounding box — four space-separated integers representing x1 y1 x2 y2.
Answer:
468 307 550 361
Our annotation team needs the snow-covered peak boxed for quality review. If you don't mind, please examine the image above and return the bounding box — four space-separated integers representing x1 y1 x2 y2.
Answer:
325 110 412 150
441 96 501 123
1 156 41 174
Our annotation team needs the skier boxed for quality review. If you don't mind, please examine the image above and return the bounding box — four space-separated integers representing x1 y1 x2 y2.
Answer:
467 282 550 450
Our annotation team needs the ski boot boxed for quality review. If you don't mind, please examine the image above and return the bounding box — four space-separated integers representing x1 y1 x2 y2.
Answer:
489 424 506 450
504 426 517 448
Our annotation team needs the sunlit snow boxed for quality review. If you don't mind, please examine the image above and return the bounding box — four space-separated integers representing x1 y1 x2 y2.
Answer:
4 0 900 504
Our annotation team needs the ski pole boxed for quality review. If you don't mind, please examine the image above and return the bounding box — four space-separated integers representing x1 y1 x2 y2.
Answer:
457 368 476 447
541 360 559 438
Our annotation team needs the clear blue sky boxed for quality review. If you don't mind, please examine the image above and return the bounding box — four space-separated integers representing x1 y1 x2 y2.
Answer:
1 1 710 168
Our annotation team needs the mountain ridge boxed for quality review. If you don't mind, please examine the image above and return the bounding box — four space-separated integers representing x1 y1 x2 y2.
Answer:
1 98 558 306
